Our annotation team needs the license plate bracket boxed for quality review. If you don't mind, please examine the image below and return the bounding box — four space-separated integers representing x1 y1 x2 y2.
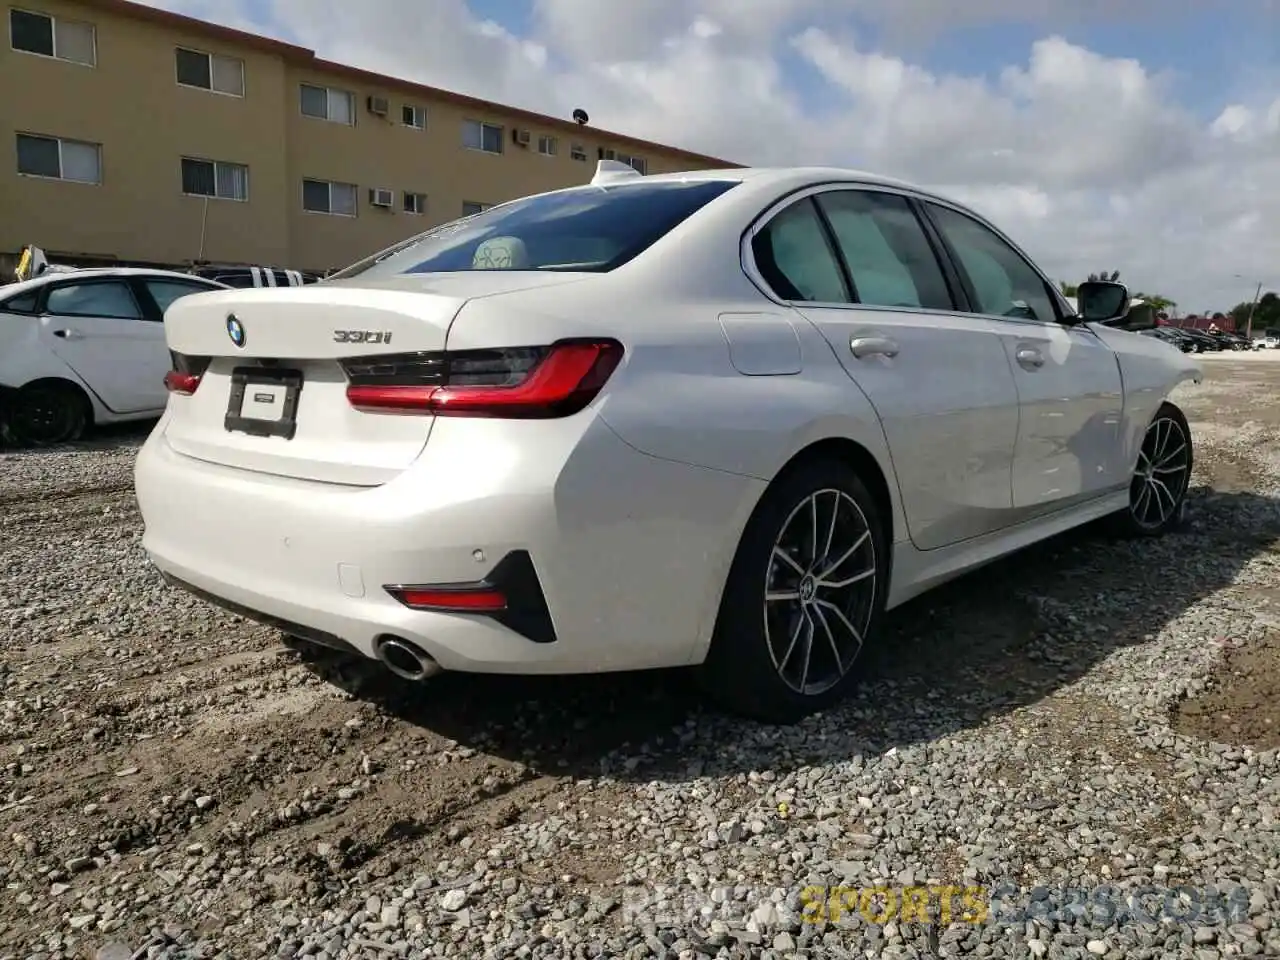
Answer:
225 366 303 440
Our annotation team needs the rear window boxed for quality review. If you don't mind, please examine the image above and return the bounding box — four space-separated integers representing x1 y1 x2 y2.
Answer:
329 179 740 282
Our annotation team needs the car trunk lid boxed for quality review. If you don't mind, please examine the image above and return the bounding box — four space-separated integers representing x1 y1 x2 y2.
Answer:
158 275 583 485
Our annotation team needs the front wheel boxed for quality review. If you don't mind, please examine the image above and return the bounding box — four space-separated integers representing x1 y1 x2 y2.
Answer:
699 459 889 724
1107 402 1193 538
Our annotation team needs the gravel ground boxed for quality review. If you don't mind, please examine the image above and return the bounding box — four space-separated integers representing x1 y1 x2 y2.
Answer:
3 359 1280 960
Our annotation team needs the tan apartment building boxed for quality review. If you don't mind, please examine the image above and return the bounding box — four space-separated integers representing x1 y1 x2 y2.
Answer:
0 0 736 276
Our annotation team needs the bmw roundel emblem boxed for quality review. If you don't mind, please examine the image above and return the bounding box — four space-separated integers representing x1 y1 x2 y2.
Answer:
226 314 246 348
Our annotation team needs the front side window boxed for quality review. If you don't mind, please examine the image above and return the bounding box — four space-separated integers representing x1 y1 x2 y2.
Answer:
330 179 740 281
751 199 849 304
45 280 141 319
181 157 248 200
816 191 954 310
462 120 503 154
16 133 101 183
10 8 95 65
143 279 217 316
926 203 1059 324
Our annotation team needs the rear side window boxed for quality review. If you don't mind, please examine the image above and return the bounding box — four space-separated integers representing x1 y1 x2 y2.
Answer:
1 289 40 314
143 279 218 316
815 191 954 310
45 280 142 320
330 180 740 281
751 199 849 303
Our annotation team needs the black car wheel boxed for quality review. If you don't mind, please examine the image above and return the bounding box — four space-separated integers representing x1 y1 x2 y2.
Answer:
8 382 88 446
1108 402 1193 538
701 458 889 724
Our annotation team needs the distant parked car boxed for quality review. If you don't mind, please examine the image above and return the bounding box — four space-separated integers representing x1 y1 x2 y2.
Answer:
1141 328 1195 353
188 264 322 288
0 267 228 444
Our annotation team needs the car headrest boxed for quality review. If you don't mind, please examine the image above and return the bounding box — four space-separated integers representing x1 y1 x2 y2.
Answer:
472 236 528 270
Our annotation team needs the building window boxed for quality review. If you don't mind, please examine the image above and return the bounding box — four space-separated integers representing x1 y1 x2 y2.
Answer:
175 47 244 96
537 135 557 157
302 178 357 216
402 105 426 130
181 157 248 201
16 133 101 183
403 191 426 215
462 120 503 154
600 148 647 174
9 8 95 65
461 201 490 217
300 84 355 125
570 143 587 162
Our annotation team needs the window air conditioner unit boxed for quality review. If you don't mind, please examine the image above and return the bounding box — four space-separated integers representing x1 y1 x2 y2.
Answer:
367 95 389 116
513 128 531 146
369 187 394 208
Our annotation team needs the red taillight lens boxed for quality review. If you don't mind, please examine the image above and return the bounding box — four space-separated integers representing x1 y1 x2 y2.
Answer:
343 340 623 418
164 352 211 395
385 586 507 612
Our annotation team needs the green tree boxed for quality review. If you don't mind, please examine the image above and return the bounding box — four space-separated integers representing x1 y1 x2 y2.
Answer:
1087 270 1121 282
1230 291 1280 331
1134 292 1176 312
1060 280 1078 297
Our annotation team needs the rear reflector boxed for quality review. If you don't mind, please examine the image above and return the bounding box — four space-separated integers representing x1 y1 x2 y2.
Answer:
382 550 558 644
164 352 211 395
386 586 507 612
344 339 623 418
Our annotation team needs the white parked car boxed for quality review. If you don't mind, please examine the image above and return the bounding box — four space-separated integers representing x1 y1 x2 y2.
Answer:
0 268 228 444
134 163 1202 723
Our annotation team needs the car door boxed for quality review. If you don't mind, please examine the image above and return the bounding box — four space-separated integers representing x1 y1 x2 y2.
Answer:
40 277 161 414
747 187 1020 550
920 201 1126 515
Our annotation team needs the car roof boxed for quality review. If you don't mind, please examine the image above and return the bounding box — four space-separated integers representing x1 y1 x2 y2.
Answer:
602 165 959 205
5 267 228 291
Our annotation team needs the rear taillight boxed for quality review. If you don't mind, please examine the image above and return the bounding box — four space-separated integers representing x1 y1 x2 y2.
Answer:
164 352 211 395
343 339 623 418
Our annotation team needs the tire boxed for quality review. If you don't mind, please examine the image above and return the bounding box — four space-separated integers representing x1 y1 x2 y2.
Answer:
1106 401 1193 538
699 458 889 724
8 382 88 446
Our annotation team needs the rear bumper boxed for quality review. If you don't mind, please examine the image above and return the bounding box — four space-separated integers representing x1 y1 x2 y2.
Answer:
134 412 764 674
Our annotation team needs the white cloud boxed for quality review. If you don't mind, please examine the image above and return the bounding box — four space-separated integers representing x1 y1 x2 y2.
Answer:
141 0 1280 310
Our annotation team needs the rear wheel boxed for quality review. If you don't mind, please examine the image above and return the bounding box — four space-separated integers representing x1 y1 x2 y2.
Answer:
8 382 88 446
700 459 888 724
1108 402 1193 538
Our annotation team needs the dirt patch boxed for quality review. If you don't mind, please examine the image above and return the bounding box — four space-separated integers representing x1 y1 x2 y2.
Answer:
1170 630 1280 750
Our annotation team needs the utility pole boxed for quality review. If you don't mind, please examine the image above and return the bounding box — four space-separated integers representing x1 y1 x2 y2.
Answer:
1246 281 1262 339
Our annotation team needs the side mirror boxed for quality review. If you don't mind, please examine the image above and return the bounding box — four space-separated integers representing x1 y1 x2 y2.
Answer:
1076 280 1131 324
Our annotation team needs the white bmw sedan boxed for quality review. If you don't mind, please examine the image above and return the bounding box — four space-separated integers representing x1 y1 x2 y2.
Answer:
134 163 1201 723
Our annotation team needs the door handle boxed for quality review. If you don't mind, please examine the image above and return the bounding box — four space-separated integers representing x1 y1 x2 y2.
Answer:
1016 347 1044 368
850 336 900 359
52 329 84 340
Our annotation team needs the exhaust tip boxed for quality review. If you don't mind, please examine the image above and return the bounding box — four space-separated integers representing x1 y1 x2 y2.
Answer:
375 636 442 681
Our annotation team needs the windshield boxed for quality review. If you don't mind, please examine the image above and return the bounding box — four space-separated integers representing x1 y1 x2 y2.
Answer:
328 179 740 282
